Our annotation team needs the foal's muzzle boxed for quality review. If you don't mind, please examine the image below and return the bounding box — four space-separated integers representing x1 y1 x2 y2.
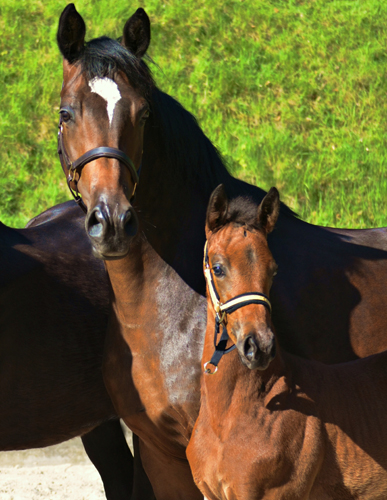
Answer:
237 330 276 370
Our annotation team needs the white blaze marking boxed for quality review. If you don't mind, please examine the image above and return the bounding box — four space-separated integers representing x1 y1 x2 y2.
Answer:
88 77 121 126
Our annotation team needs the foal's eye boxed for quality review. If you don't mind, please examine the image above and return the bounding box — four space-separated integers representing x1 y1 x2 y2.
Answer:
212 265 225 278
59 109 72 123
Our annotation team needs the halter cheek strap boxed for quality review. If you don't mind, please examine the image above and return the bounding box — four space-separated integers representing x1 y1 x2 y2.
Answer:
57 121 141 213
203 240 272 374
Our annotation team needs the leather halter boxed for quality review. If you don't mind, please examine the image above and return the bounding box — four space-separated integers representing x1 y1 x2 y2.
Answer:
57 120 140 214
203 240 272 374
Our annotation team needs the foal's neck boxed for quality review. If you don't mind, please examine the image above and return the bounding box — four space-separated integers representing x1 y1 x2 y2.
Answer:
203 314 289 415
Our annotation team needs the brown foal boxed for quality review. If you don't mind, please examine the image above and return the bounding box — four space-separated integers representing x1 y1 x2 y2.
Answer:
187 185 387 500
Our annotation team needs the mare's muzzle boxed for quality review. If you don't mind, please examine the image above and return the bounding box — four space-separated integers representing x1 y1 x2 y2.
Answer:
57 121 141 259
85 203 138 260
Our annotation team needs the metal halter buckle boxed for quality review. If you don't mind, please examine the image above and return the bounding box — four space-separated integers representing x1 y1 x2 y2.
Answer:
203 361 218 375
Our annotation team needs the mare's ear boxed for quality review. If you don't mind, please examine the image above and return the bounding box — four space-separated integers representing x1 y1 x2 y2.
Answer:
122 8 151 58
57 4 86 63
257 187 280 234
206 184 229 235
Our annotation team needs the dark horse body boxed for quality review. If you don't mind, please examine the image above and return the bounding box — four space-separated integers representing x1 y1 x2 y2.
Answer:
187 188 387 500
0 201 140 500
57 5 387 498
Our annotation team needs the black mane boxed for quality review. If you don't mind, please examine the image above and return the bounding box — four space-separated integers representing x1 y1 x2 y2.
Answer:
149 89 229 190
77 36 154 98
148 88 297 218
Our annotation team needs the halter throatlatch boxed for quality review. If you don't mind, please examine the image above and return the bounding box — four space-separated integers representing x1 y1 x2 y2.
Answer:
203 240 272 374
57 121 140 214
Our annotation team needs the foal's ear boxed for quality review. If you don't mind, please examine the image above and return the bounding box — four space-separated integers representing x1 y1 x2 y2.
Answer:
206 184 229 234
257 187 280 234
57 4 86 63
122 8 151 58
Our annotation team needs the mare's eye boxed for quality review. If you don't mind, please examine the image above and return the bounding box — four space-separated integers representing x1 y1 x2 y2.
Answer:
141 107 150 122
212 265 224 278
60 109 72 123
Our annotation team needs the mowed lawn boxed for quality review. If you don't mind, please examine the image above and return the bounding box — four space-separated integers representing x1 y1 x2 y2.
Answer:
0 0 386 228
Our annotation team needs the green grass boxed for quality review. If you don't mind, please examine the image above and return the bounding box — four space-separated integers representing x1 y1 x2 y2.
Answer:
1 0 387 228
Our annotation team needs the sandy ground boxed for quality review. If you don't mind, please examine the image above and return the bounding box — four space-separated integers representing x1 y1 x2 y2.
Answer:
0 425 133 500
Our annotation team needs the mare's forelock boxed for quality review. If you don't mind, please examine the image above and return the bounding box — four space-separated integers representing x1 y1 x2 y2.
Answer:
77 36 154 98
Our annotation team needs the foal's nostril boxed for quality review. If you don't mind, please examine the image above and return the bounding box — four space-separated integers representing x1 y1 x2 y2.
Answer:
87 207 105 238
244 336 258 362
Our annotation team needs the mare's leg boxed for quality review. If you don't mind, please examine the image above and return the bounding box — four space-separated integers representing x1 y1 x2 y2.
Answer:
132 433 156 500
81 419 134 500
138 438 203 500
82 420 155 500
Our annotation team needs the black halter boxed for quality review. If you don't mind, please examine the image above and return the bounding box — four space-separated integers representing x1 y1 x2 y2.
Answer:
203 240 272 374
57 120 140 214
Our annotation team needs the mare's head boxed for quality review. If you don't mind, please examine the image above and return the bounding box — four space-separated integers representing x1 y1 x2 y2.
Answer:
57 4 153 259
205 185 280 370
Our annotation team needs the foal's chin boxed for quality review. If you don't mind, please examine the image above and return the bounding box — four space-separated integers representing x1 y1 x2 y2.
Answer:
239 353 274 371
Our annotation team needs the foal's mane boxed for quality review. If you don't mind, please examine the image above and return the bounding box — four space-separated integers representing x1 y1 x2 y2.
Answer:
217 196 264 233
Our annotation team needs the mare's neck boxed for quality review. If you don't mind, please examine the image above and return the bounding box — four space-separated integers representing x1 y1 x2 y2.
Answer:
104 226 205 436
104 235 153 321
136 122 230 293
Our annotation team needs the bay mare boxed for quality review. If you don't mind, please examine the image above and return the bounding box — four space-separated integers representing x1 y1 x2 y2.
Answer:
187 187 387 499
0 201 153 500
57 4 387 498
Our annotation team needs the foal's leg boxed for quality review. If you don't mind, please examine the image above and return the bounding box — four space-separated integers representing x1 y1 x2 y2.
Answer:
81 420 135 500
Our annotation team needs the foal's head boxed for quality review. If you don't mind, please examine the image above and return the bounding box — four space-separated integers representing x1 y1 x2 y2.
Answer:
205 185 280 370
57 4 153 259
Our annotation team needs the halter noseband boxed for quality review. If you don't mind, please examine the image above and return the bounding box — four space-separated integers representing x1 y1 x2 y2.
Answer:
203 239 272 374
57 121 140 214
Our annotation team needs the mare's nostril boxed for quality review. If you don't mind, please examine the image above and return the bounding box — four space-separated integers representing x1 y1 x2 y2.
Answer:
244 336 258 361
270 341 277 359
87 208 105 238
123 209 132 225
123 209 138 238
